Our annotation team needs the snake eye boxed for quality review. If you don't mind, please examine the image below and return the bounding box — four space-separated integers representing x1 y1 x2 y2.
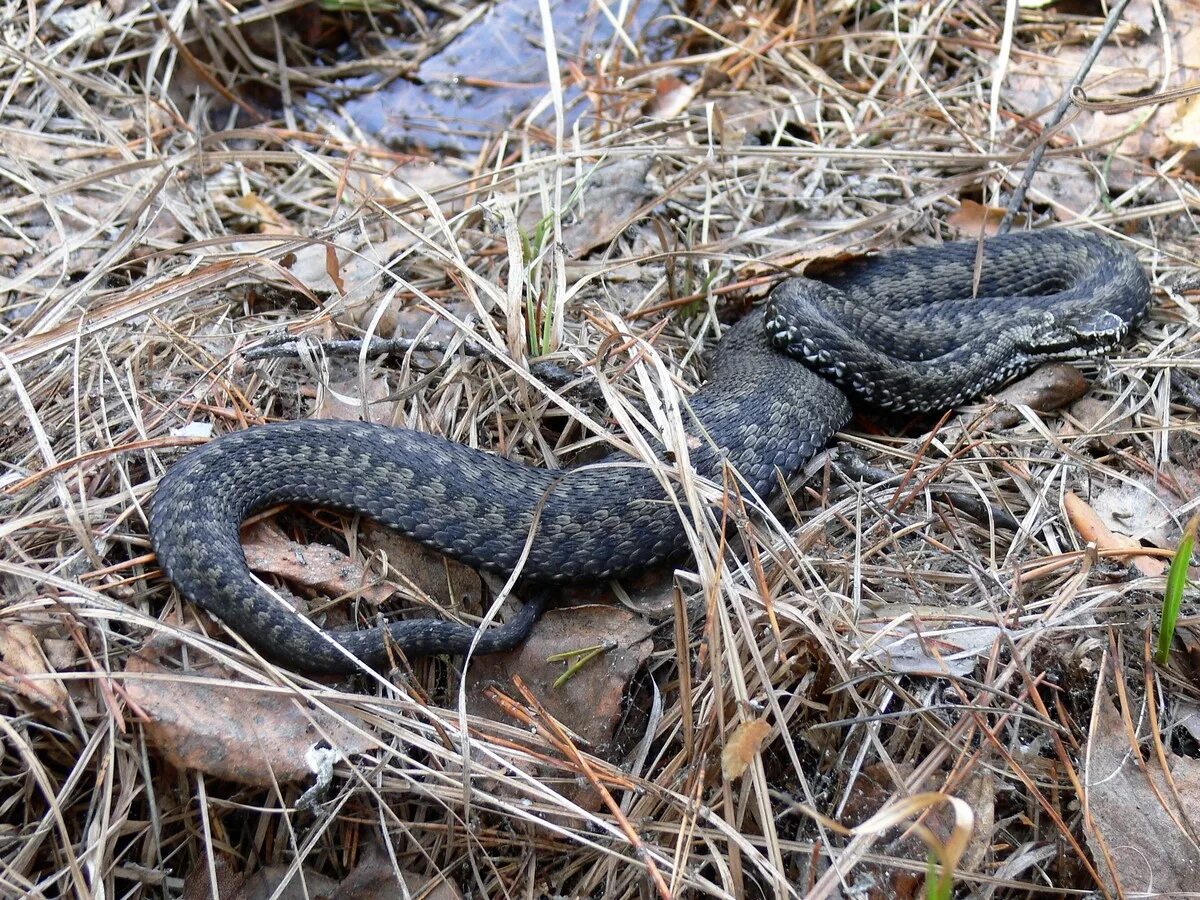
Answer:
1023 307 1130 360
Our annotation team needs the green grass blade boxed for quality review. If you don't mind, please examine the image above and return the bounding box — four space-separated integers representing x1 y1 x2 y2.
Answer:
1157 512 1198 665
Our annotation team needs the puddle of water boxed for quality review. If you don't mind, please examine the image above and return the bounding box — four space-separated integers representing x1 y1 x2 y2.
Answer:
331 0 674 154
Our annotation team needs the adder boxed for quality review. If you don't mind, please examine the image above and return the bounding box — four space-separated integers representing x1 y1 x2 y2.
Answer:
148 231 1150 674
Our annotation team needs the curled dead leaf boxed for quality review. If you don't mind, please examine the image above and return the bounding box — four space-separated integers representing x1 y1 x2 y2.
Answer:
643 76 697 120
469 605 654 757
126 654 371 786
241 521 392 607
1084 685 1200 895
721 718 772 781
984 363 1089 429
0 623 68 712
1064 491 1165 577
947 199 1026 237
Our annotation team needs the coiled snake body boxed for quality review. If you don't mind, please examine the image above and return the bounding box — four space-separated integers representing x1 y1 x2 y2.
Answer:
149 232 1150 673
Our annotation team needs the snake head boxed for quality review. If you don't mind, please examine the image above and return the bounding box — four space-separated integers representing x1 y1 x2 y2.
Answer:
1021 308 1135 361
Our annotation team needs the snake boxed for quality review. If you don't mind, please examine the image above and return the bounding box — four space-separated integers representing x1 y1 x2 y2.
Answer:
148 231 1150 674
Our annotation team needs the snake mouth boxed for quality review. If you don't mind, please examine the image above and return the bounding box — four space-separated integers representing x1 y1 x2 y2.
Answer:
1021 310 1134 360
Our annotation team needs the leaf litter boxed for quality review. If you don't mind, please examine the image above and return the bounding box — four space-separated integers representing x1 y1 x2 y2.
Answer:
1 0 1199 897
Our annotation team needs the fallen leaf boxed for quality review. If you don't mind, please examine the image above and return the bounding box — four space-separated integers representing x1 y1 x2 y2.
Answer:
721 718 773 781
341 295 475 352
1064 491 1165 577
331 838 461 900
855 617 1001 678
236 193 295 235
468 605 654 758
1063 394 1136 452
984 363 1089 429
241 521 393 607
229 235 411 303
0 623 68 712
1007 157 1106 222
243 866 337 900
715 83 821 144
182 855 247 900
643 75 698 120
1005 0 1200 169
315 372 397 424
42 638 79 671
365 160 464 212
1090 470 1200 547
1083 685 1200 895
560 158 654 256
1178 698 1200 745
1166 94 1200 150
126 654 372 786
947 199 1021 237
362 521 485 611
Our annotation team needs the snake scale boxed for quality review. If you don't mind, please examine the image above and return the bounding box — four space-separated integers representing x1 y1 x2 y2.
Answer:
149 231 1150 674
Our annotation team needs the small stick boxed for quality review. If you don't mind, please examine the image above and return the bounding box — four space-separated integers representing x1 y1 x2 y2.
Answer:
836 448 1022 532
999 0 1135 233
244 332 602 400
1171 371 1200 410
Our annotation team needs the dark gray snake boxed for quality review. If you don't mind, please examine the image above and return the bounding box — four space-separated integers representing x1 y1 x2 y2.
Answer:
149 232 1150 674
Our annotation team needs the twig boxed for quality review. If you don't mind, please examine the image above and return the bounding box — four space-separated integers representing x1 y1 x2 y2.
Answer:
835 447 1022 532
506 676 674 900
999 0 1135 233
244 332 603 401
243 331 473 362
1171 370 1200 410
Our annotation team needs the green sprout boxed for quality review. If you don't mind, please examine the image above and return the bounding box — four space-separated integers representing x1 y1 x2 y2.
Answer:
925 850 953 900
1156 512 1198 666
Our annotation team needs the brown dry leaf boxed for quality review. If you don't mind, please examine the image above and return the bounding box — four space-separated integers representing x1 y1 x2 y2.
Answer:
467 605 654 757
1005 0 1200 167
1166 94 1200 149
125 654 371 786
1064 490 1165 576
1063 395 1136 451
228 234 411 301
1009 157 1104 221
983 363 1089 429
721 718 773 781
643 75 698 120
714 83 821 145
361 522 484 611
243 866 338 900
0 623 68 712
368 160 464 212
0 236 29 255
330 838 461 900
182 855 247 900
560 158 654 256
343 294 473 349
241 521 393 607
235 193 295 235
315 372 397 423
753 243 880 284
947 199 1019 237
1083 686 1200 895
855 614 1001 678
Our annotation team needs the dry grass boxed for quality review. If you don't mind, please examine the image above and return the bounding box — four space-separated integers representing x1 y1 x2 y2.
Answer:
2 0 1199 897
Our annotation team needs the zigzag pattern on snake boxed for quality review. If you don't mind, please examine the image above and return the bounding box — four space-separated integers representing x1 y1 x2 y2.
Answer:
148 231 1150 674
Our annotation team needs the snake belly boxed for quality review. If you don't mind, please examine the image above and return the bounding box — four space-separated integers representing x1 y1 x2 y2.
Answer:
149 231 1149 674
